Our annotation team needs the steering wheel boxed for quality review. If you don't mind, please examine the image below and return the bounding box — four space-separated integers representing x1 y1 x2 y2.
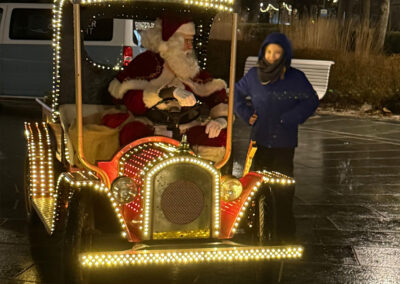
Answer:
147 98 209 139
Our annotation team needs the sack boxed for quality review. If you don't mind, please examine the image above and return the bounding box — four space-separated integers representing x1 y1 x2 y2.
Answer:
69 121 121 165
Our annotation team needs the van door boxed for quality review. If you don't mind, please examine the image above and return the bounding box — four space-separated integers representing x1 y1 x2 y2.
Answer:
0 4 52 98
0 4 6 96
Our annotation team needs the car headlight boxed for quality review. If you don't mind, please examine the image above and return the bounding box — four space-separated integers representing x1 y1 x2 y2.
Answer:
221 175 243 202
111 176 138 204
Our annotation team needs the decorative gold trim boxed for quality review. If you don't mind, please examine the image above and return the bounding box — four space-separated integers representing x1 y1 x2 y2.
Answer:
142 155 220 240
32 197 57 234
243 140 257 176
153 229 210 240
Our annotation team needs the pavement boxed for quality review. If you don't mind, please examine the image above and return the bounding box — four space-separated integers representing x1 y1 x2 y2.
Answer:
1 100 400 283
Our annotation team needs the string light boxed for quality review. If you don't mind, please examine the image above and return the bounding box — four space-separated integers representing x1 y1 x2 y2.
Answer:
231 171 295 234
25 125 303 265
80 246 303 267
260 3 279 13
117 142 220 240
142 154 220 239
50 1 235 121
24 122 55 197
27 1 304 269
24 123 294 240
260 2 292 13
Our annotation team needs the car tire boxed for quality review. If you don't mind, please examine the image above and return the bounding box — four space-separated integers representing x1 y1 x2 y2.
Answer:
243 185 278 245
24 156 33 220
242 186 281 283
63 190 95 284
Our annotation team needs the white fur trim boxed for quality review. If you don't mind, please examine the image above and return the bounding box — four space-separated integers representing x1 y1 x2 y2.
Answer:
108 78 124 99
183 78 227 97
108 65 176 100
210 103 228 118
143 88 162 108
108 79 151 100
175 22 195 36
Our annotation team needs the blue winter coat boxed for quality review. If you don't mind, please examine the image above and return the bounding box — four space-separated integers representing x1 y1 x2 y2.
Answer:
234 33 319 148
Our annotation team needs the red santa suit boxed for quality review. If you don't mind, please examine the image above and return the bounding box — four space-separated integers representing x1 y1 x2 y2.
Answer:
102 17 228 162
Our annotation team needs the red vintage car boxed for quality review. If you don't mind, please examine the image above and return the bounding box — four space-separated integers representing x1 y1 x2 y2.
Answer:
24 0 302 283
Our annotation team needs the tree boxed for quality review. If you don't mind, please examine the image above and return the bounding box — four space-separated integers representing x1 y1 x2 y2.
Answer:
244 0 262 22
337 0 346 23
289 0 315 19
375 0 390 51
238 0 260 22
361 0 371 28
337 0 356 24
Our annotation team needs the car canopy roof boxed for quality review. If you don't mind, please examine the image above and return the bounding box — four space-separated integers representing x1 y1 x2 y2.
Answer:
50 0 235 122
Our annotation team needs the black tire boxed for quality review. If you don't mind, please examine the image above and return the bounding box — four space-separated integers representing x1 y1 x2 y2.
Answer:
242 185 278 246
60 186 129 284
63 190 95 284
240 186 281 283
24 156 33 220
257 187 278 244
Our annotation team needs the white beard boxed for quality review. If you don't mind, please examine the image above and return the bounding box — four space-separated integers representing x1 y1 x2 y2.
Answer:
141 20 200 80
159 34 200 80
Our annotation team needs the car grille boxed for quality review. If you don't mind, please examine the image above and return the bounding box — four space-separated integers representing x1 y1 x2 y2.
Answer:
152 163 213 239
161 180 204 225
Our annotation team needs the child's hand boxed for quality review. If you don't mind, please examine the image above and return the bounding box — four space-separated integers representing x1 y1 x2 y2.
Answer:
249 113 258 126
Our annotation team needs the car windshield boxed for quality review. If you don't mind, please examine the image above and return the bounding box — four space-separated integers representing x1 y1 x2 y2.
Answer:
83 17 152 67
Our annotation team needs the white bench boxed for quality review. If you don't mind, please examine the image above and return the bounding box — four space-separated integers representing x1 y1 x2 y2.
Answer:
244 56 335 100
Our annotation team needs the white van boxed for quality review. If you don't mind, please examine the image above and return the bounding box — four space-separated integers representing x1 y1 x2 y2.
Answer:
0 2 144 98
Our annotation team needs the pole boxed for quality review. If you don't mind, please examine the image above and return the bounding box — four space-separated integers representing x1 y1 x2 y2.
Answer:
214 12 237 170
73 3 110 187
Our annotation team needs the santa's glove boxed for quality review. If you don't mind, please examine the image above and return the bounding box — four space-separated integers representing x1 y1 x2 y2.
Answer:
172 88 197 107
205 118 227 138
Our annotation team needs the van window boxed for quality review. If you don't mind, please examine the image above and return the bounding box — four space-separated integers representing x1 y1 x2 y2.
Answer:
0 8 3 23
133 21 154 47
9 9 52 40
83 18 113 41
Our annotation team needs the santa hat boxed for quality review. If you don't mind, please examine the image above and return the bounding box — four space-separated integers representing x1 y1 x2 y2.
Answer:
140 16 195 54
161 14 195 41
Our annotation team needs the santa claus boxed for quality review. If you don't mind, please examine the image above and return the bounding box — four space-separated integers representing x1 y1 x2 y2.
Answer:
102 15 228 162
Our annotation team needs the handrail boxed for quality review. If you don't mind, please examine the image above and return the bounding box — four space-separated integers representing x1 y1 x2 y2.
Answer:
214 12 237 170
73 3 110 187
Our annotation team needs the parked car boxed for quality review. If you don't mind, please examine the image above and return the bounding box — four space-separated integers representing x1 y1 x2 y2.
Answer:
23 0 303 283
0 2 144 99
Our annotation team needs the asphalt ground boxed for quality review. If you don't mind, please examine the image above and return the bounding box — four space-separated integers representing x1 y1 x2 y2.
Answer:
1 100 400 283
